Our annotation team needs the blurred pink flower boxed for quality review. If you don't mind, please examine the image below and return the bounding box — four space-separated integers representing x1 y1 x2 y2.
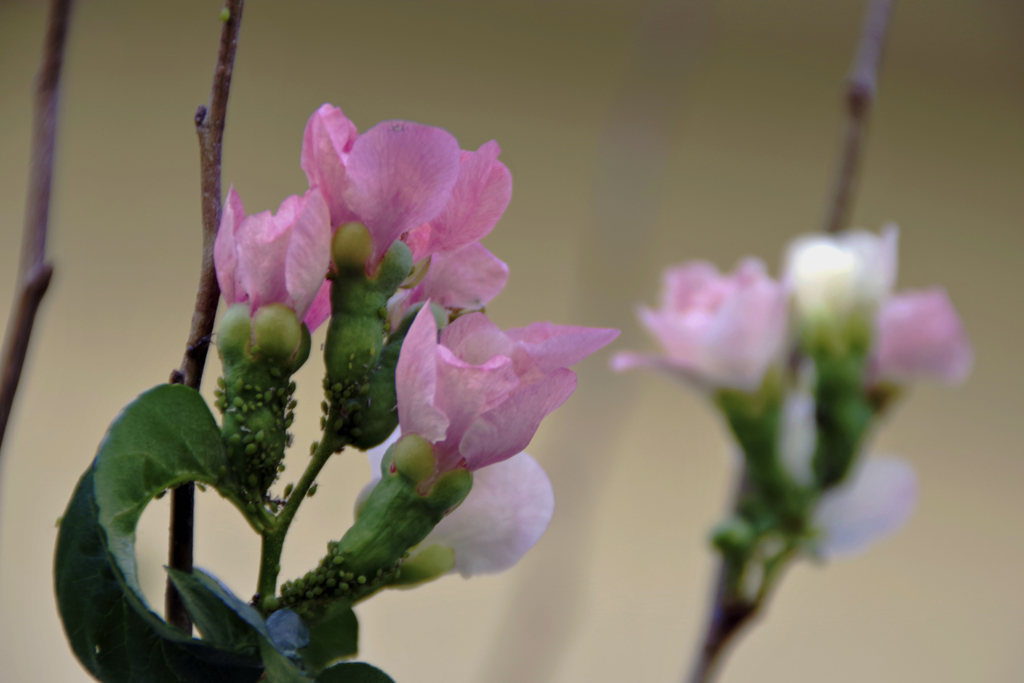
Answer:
814 456 918 558
213 185 331 329
301 103 462 269
611 258 788 391
364 431 554 577
873 288 973 384
396 306 619 473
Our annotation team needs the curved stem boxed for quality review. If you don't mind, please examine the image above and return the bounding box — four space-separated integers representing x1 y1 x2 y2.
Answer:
255 412 344 607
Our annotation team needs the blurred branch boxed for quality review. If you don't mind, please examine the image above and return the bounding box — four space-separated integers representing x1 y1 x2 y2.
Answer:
166 0 245 634
687 1 895 681
823 0 894 234
0 0 72 456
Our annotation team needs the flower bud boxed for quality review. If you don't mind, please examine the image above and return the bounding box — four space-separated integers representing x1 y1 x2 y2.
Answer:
253 303 302 361
217 303 253 361
393 435 435 484
389 544 455 588
332 222 372 272
784 227 897 353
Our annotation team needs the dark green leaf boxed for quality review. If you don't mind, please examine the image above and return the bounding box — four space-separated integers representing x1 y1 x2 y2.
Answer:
297 601 360 673
167 568 259 657
55 385 262 682
316 662 395 683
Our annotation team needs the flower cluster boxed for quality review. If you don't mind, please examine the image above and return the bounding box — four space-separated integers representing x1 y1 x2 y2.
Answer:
613 225 971 559
212 102 617 607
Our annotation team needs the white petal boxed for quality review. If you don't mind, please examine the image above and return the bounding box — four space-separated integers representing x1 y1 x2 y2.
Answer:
814 456 917 558
418 452 554 577
778 359 817 487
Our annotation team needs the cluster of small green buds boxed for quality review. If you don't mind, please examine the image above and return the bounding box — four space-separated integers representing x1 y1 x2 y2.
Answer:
215 303 311 504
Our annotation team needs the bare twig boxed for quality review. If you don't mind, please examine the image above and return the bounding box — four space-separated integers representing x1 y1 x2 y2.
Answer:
687 2 895 680
823 0 894 234
0 0 72 456
166 0 245 633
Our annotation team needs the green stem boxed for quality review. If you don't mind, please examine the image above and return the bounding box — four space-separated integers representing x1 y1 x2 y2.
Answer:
255 408 344 609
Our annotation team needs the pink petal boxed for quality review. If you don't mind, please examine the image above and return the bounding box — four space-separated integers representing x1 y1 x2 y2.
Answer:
396 305 450 444
301 103 359 227
440 312 541 381
875 288 973 384
284 189 332 321
700 274 789 391
458 368 577 470
214 186 246 305
343 121 461 268
440 312 518 365
432 346 520 470
661 261 722 311
814 457 918 558
419 451 554 577
504 323 620 373
420 242 509 310
417 141 513 258
303 280 333 333
236 203 291 311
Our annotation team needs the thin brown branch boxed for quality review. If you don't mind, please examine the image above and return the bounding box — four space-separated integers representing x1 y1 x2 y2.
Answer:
687 2 896 680
0 0 72 455
166 0 245 634
822 0 894 234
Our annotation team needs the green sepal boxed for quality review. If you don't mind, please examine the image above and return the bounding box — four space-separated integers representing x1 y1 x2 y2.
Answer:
321 238 412 450
278 451 472 615
388 544 455 588
810 348 875 489
347 302 447 451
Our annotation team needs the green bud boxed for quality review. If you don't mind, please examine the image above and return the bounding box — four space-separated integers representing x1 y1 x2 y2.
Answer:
389 544 455 588
392 435 436 484
253 303 302 360
332 222 372 271
711 517 756 556
428 468 473 511
217 304 252 361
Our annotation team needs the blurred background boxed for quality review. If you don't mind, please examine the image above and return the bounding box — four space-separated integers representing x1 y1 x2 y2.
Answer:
1 1 1021 681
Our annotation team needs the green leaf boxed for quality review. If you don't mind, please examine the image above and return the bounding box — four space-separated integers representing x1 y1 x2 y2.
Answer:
167 568 260 657
170 567 316 683
316 662 394 683
297 601 359 673
55 384 262 682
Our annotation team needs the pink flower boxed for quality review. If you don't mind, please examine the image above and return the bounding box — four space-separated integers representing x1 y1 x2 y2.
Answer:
611 258 788 391
302 103 462 269
396 307 619 473
403 140 513 263
873 288 973 384
214 185 331 329
363 431 554 577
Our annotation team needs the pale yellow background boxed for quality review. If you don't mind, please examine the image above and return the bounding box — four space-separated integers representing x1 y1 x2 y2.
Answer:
1 1 1021 682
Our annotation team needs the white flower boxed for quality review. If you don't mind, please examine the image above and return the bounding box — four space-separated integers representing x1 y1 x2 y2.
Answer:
813 456 917 558
360 430 555 578
785 224 899 323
